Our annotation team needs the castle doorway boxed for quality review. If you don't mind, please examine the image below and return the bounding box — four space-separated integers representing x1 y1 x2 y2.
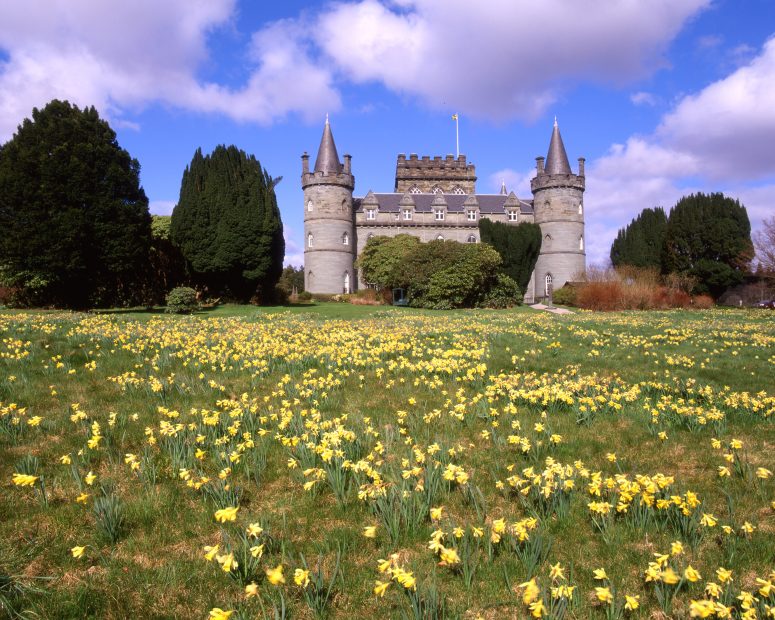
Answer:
343 272 351 294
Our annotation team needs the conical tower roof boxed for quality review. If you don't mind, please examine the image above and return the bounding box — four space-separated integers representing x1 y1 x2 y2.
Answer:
314 115 342 174
544 118 572 175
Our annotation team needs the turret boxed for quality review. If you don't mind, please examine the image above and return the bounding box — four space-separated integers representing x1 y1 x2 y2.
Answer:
302 117 356 294
530 119 586 300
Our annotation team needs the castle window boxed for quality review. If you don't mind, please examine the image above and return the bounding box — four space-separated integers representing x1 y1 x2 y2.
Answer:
579 235 584 251
366 208 376 220
579 203 583 215
434 208 445 221
452 186 465 195
545 274 553 297
307 233 313 247
508 210 518 222
432 186 443 195
467 210 477 221
409 186 422 194
342 232 349 245
402 208 413 221
307 200 313 212
436 235 445 241
342 199 348 212
343 272 351 294
466 234 477 243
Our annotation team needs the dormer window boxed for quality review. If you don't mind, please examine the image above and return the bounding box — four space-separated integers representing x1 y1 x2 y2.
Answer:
402 208 413 221
366 208 376 220
467 210 477 221
434 208 445 221
507 210 518 222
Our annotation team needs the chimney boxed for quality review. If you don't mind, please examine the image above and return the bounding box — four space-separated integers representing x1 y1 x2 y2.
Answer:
578 157 585 177
536 156 545 176
301 152 309 174
343 154 352 175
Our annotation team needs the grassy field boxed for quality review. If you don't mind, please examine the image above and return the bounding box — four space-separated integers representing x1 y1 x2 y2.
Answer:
1 303 773 619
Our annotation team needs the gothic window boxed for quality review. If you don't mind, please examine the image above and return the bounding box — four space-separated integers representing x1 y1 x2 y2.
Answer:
343 272 351 294
366 208 376 220
409 186 422 194
579 235 584 251
452 186 465 195
466 234 477 243
436 234 445 241
307 200 313 212
507 210 518 222
307 233 313 248
432 186 443 194
342 199 348 212
467 210 477 221
402 208 413 221
578 202 583 215
342 232 349 245
545 274 553 297
434 208 445 221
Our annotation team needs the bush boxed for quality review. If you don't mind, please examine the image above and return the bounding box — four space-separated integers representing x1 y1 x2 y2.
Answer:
691 294 714 309
552 285 577 306
479 274 522 308
165 287 198 314
296 291 313 302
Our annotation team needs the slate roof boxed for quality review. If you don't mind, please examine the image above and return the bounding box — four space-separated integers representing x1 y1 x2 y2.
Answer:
544 120 572 175
354 193 534 214
313 117 342 174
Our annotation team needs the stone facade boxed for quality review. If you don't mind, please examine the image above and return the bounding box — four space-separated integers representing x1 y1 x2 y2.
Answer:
302 119 585 302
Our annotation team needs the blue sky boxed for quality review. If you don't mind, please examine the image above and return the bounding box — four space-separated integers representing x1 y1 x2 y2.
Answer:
1 1 774 267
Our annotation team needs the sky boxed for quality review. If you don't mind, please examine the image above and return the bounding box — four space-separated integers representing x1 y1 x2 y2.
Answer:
1 0 774 268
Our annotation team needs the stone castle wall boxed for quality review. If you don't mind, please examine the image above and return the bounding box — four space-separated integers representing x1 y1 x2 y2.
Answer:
394 154 476 194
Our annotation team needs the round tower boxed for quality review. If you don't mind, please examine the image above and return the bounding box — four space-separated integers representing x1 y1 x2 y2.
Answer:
302 117 355 295
530 120 586 300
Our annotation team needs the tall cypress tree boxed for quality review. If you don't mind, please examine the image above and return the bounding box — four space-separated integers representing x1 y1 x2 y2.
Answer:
0 100 152 308
610 207 668 268
477 220 542 294
170 146 285 302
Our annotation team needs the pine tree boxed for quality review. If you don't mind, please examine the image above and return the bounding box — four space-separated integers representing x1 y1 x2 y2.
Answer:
477 220 542 294
170 146 285 302
610 207 667 268
0 100 152 308
663 192 753 297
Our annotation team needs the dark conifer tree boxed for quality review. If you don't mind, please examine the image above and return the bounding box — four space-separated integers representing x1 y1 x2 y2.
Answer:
610 207 668 268
477 220 542 293
663 192 753 297
170 146 285 302
0 100 152 308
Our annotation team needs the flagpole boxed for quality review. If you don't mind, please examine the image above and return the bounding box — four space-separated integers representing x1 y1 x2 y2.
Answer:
455 114 459 158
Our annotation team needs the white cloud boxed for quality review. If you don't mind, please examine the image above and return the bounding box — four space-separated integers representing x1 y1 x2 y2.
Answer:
283 224 303 267
630 91 658 106
0 0 339 139
314 0 709 120
488 168 533 195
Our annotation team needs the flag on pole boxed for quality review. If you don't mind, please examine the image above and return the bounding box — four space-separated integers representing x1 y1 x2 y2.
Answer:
451 114 458 120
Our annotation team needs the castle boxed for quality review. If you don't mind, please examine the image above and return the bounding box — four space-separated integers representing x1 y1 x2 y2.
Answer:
302 118 586 303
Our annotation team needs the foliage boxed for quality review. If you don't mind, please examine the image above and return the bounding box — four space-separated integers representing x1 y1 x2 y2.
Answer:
753 215 775 280
610 207 668 269
662 193 753 297
277 266 305 300
357 236 521 309
170 146 285 303
552 285 577 306
477 220 542 293
165 287 198 314
0 99 152 308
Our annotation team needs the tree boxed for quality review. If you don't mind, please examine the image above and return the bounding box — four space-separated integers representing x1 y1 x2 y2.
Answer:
610 207 668 268
277 265 305 297
0 100 152 308
754 215 775 280
170 146 284 302
477 220 541 294
663 193 753 297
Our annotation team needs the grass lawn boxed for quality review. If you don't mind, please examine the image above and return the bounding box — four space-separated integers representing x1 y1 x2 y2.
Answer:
1 303 773 619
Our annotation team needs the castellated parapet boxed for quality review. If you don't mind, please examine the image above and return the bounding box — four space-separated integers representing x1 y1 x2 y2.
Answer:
395 154 477 194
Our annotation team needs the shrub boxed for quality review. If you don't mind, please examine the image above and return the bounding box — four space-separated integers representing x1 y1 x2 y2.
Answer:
296 291 313 302
349 289 382 305
552 285 577 306
691 294 714 309
165 287 198 314
479 274 522 308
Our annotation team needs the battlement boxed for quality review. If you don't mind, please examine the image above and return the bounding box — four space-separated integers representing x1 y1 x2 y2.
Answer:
395 153 477 194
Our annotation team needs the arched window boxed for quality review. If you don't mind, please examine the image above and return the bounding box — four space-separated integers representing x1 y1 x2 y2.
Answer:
307 233 313 248
579 235 584 251
343 272 351 294
432 186 443 194
545 274 553 297
466 234 477 243
544 234 552 249
436 234 445 241
342 232 349 245
578 202 583 215
342 199 348 212
452 186 465 195
307 200 313 212
409 186 422 194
